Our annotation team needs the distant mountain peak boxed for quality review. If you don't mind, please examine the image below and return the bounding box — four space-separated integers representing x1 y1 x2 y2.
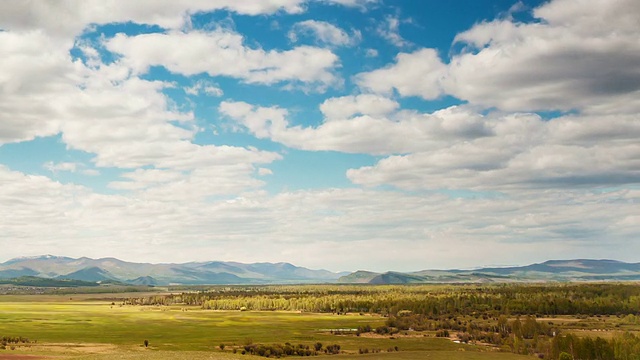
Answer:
57 267 116 282
1 255 344 285
339 259 640 284
6 254 71 263
543 259 622 264
5 256 636 286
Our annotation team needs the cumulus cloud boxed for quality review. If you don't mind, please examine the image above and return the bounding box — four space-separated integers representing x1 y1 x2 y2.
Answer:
220 99 492 155
258 168 273 176
0 31 78 144
106 30 340 89
376 15 412 47
289 20 360 47
0 30 281 201
1 164 638 270
44 162 100 177
347 112 640 191
344 0 640 194
365 48 378 57
357 0 640 113
54 63 281 173
356 49 446 99
0 0 638 271
0 1 309 41
221 95 640 191
44 162 80 173
185 80 223 97
319 94 399 120
445 0 640 113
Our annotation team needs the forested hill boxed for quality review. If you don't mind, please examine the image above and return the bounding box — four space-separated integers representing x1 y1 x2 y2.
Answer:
338 259 640 284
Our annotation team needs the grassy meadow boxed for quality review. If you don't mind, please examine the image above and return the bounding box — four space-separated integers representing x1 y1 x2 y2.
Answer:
2 283 640 359
0 292 528 360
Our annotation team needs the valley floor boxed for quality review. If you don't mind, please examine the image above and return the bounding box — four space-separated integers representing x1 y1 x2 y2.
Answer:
2 284 639 360
0 294 528 360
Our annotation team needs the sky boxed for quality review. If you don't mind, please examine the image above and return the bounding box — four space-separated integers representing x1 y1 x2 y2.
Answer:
0 0 639 272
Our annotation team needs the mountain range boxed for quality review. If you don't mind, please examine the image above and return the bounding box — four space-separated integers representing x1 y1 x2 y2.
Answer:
338 259 640 284
1 256 639 286
0 255 345 285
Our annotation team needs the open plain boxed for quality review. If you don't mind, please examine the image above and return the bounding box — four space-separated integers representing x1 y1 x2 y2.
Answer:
2 284 640 359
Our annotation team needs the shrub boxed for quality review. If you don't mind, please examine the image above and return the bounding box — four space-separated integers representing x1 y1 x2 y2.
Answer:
559 352 572 360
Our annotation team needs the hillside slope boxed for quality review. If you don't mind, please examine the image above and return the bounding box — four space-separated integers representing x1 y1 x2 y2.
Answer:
338 259 640 284
0 255 343 285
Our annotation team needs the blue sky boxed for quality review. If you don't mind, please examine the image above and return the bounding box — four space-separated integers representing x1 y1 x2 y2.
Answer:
0 0 638 272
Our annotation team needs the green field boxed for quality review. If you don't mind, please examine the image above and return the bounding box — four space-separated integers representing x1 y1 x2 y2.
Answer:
4 283 639 360
0 294 529 359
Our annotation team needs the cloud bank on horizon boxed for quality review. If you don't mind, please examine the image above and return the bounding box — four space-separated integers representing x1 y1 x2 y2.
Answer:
0 0 638 272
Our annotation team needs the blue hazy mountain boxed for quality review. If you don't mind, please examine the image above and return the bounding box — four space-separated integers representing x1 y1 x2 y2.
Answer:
2 257 638 286
0 255 344 285
338 259 640 284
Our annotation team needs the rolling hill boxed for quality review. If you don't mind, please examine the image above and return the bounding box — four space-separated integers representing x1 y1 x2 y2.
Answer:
338 259 640 284
0 255 345 285
2 257 639 286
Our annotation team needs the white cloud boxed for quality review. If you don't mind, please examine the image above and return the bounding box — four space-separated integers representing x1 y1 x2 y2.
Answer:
81 169 101 176
357 0 640 113
108 169 186 190
376 15 411 47
106 30 340 89
356 48 446 99
445 0 640 113
345 0 640 194
319 94 399 120
0 31 79 144
0 0 637 271
44 162 80 173
0 0 382 44
365 48 378 57
322 0 378 8
1 164 638 271
220 99 492 155
347 112 640 191
0 1 310 41
221 96 640 191
185 80 224 97
0 28 281 201
289 20 360 47
109 165 274 201
258 168 273 176
54 76 283 194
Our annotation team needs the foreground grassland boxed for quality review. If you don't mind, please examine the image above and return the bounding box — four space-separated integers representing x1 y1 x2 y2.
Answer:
0 300 523 359
1 284 640 359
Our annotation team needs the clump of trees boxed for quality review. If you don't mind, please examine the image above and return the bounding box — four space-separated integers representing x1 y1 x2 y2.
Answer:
0 336 35 350
238 342 341 357
550 332 640 360
359 346 398 354
355 324 372 335
1 336 32 344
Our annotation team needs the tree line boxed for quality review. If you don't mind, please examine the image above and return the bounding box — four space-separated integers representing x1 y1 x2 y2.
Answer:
124 283 640 317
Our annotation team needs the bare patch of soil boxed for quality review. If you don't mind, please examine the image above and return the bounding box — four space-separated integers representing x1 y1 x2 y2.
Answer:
29 343 119 355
